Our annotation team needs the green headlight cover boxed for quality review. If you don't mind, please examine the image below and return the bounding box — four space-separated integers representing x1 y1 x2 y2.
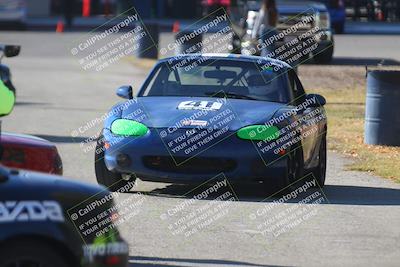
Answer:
0 79 15 116
237 125 280 141
111 119 148 136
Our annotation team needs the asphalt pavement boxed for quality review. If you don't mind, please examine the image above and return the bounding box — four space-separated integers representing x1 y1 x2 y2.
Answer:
1 31 399 267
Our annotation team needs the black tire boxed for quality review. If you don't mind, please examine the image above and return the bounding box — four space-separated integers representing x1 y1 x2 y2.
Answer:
95 134 135 192
287 146 304 185
333 22 345 34
311 135 327 188
263 146 304 195
0 240 70 267
313 45 334 64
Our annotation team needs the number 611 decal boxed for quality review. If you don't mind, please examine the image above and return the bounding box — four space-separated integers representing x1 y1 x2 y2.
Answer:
177 100 223 111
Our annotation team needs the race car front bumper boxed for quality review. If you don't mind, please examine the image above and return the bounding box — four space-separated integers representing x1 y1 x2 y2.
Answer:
103 128 289 184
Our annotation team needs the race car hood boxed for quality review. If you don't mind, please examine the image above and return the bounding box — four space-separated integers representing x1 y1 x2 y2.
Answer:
119 96 287 130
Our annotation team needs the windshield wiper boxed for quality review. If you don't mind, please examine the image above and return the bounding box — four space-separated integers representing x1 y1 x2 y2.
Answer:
205 92 258 100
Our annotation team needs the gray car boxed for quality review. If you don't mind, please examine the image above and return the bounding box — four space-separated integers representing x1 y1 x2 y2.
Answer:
0 0 27 29
230 0 334 64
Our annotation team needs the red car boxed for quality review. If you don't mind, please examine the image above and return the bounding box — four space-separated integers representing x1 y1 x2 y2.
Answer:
202 0 231 16
0 132 63 175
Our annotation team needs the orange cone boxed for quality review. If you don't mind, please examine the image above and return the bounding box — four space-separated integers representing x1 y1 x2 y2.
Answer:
56 20 64 33
172 21 180 33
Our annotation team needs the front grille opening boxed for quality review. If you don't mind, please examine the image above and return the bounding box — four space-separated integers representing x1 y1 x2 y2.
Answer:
143 156 236 174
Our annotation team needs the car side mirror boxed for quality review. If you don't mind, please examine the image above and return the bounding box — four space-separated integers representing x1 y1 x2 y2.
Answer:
3 45 20 57
116 85 133 99
305 94 326 107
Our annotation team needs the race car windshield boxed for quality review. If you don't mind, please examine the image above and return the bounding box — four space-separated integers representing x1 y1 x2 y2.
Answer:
140 59 292 103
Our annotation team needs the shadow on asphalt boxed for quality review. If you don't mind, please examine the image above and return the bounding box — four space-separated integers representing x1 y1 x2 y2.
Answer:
322 184 400 205
132 182 269 202
329 57 400 66
132 182 400 206
302 56 400 66
15 101 50 106
129 256 286 267
327 102 364 106
31 134 90 143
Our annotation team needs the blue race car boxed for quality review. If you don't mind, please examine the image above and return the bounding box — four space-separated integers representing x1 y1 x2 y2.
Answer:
95 54 327 193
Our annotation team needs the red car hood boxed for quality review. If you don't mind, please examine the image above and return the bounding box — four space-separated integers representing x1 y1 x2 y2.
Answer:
0 132 55 148
0 132 62 175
